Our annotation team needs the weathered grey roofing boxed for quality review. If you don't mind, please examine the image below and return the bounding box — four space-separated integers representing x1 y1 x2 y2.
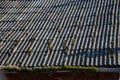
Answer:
0 0 120 67
99 67 120 72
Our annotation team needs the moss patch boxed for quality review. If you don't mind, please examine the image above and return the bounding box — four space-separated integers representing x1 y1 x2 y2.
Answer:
0 66 98 73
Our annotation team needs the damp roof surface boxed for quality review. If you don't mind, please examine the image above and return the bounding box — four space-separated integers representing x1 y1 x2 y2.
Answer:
0 0 120 67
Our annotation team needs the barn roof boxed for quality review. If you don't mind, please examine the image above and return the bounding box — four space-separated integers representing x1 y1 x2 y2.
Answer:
0 0 120 67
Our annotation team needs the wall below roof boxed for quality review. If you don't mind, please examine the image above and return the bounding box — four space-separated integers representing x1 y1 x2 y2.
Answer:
2 72 119 80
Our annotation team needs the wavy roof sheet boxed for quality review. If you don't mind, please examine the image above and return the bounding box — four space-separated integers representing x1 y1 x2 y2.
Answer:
0 0 120 67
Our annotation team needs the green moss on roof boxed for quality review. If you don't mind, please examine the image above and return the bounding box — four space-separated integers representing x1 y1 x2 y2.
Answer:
0 66 98 73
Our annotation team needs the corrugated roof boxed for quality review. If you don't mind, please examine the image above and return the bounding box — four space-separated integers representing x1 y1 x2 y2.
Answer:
0 0 120 67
